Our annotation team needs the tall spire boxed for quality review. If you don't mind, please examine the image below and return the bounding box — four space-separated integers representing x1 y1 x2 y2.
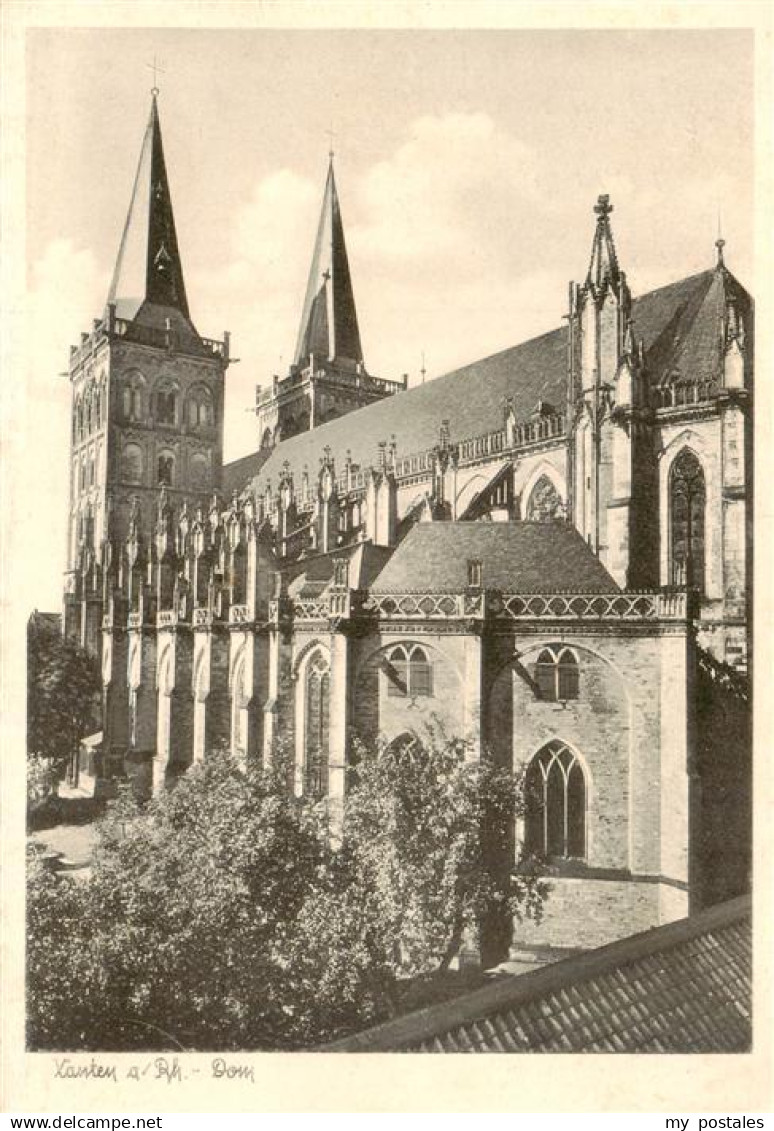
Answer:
293 158 364 370
586 194 621 293
107 92 190 322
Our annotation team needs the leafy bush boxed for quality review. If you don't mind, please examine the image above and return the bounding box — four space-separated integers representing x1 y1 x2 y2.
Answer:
27 735 547 1050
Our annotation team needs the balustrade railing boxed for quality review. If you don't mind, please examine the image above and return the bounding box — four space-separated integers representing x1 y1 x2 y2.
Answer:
650 380 715 410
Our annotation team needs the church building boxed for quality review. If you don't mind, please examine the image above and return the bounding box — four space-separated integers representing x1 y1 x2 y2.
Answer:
62 93 752 955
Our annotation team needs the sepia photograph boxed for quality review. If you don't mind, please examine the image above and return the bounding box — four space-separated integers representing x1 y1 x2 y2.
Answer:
3 3 770 1115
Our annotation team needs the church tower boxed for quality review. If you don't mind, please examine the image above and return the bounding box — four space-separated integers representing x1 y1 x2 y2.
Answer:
254 157 406 449
63 91 230 653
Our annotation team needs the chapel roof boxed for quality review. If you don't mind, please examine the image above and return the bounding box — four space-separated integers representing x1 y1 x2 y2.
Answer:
323 894 752 1053
369 522 620 594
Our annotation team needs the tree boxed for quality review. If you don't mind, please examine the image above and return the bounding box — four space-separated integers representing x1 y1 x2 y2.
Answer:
27 615 100 783
287 730 548 1040
27 736 549 1050
27 751 327 1051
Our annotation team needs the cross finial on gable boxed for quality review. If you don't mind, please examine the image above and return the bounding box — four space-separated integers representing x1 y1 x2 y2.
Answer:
594 194 613 220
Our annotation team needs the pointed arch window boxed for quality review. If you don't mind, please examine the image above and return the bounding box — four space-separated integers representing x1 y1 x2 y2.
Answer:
305 651 330 798
385 644 433 698
670 449 706 592
525 475 564 522
534 646 579 702
525 740 586 860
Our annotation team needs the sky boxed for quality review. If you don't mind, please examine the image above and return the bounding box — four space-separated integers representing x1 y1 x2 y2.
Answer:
20 26 754 611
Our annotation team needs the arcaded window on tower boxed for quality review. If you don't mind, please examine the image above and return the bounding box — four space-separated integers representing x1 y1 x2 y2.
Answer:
155 386 177 426
157 453 175 487
670 449 706 592
524 740 586 860
385 644 434 698
525 475 564 522
189 453 209 491
121 443 143 484
123 375 145 422
534 646 579 702
305 651 330 799
187 388 213 430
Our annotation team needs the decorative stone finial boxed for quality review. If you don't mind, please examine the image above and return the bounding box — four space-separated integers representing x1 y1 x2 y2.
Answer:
594 194 613 220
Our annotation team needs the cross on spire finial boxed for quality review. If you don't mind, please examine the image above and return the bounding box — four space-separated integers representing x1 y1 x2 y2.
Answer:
326 124 336 160
594 193 613 220
146 55 165 97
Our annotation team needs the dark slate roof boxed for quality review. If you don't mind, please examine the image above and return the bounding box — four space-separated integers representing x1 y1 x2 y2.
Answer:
369 522 619 594
285 541 393 598
27 611 62 636
223 267 747 499
323 895 752 1053
223 448 272 496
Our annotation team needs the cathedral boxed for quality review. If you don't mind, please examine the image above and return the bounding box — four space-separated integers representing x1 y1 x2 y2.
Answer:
62 93 752 954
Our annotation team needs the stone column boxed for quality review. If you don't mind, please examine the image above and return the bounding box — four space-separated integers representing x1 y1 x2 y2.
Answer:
327 629 349 838
462 626 484 760
658 627 693 923
127 620 158 798
155 621 194 786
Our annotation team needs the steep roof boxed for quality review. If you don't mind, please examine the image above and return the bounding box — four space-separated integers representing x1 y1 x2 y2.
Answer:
370 522 619 594
323 895 752 1053
228 267 746 500
107 94 194 332
294 159 364 369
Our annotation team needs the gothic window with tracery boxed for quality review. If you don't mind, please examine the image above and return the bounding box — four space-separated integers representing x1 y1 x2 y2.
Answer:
525 475 564 522
524 740 586 859
305 651 330 798
385 644 434 698
534 646 579 702
670 449 706 592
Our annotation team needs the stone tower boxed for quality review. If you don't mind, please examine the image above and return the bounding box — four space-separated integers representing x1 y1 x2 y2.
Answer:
63 92 230 654
254 157 406 449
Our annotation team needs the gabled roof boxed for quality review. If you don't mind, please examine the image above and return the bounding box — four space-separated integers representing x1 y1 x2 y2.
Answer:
227 267 747 500
294 159 364 369
323 895 751 1053
107 94 193 329
369 522 619 594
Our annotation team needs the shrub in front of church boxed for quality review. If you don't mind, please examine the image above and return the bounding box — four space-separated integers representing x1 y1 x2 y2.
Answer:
26 739 548 1050
285 732 549 1044
27 751 326 1051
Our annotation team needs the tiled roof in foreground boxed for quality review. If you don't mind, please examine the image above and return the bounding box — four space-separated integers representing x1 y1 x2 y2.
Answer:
322 895 751 1053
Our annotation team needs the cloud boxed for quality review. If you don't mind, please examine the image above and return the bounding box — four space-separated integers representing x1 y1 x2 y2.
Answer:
17 240 104 609
352 112 539 272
